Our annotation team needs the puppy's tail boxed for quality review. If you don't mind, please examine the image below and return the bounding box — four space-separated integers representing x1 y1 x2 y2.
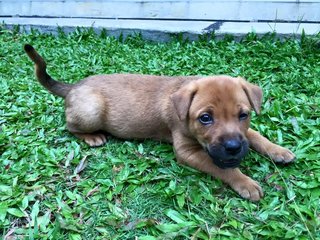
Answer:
24 44 73 98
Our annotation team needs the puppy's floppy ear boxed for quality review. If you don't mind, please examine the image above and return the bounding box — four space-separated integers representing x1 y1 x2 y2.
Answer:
239 77 263 114
171 83 197 120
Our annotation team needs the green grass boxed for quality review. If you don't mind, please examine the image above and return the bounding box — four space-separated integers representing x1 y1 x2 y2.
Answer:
0 28 319 239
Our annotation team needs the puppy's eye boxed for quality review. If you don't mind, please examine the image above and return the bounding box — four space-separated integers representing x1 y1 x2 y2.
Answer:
239 112 249 121
198 113 213 125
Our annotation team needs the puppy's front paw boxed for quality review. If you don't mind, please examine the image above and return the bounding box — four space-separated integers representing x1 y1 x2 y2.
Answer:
231 177 264 201
269 146 296 164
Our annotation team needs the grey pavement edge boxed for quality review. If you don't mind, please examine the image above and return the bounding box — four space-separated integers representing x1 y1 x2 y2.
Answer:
1 17 320 41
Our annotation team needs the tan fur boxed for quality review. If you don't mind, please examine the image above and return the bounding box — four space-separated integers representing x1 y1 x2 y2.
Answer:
24 44 295 201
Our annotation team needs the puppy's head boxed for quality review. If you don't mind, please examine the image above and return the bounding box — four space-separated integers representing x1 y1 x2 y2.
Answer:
171 76 262 169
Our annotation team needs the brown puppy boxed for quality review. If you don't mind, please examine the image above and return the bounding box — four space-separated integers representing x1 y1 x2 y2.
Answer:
24 44 295 201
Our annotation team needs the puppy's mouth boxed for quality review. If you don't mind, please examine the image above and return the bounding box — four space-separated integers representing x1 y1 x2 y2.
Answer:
208 154 242 169
206 140 249 169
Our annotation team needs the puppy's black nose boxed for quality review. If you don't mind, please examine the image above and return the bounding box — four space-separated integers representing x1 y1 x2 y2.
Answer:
224 139 242 155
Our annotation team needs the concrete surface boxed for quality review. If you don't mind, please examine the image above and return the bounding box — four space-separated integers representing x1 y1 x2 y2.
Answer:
1 0 320 22
1 17 319 41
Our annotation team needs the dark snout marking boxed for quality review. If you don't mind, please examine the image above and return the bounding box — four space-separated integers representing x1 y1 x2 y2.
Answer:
224 139 242 155
207 138 249 169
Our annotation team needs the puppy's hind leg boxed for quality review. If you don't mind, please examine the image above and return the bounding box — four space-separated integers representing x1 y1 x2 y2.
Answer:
65 90 108 147
71 131 107 147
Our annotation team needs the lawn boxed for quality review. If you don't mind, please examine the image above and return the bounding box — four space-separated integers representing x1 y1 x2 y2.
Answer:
0 28 319 239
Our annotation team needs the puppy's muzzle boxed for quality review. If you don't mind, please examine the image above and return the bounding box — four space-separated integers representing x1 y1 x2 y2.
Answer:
207 139 249 169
